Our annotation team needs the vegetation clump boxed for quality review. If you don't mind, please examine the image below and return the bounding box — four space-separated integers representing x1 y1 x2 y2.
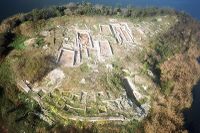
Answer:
160 80 174 95
10 35 27 50
35 37 44 47
31 7 64 21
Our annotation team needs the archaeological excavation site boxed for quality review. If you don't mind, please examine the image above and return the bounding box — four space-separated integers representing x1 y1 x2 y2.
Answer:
1 12 178 131
2 2 200 132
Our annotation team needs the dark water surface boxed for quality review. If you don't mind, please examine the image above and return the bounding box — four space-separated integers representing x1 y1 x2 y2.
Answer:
184 80 200 133
0 0 200 21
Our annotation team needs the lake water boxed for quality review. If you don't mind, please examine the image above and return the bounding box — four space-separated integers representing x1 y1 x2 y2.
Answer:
0 0 200 22
184 80 200 133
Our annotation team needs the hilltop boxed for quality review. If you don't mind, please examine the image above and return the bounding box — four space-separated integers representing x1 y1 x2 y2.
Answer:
0 3 200 133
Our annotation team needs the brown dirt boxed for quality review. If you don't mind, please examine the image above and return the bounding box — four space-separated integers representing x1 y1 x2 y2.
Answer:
79 33 89 47
101 25 111 35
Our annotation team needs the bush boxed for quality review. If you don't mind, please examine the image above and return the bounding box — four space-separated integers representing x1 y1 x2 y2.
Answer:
17 92 39 110
80 63 89 73
31 7 63 21
120 120 142 132
10 35 27 50
140 62 149 75
35 37 44 47
161 80 174 95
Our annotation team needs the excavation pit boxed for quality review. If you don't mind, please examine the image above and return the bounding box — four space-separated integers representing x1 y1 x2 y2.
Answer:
57 49 75 67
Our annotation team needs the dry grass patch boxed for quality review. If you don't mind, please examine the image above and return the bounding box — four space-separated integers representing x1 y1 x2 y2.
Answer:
10 49 56 83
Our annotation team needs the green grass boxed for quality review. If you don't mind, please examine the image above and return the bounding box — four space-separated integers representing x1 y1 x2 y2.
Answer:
86 107 99 116
17 92 39 111
120 120 142 133
10 36 27 50
80 63 90 73
35 37 45 47
0 60 15 88
99 72 124 99
139 97 148 105
140 62 149 75
161 80 174 95
109 73 123 91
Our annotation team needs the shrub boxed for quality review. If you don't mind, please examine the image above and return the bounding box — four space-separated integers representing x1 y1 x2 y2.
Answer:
140 62 149 75
17 92 39 111
31 7 63 21
80 63 89 73
120 120 142 132
161 80 174 95
10 35 27 50
35 37 44 47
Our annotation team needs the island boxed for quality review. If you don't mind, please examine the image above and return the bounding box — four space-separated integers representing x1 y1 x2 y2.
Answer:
0 3 200 133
